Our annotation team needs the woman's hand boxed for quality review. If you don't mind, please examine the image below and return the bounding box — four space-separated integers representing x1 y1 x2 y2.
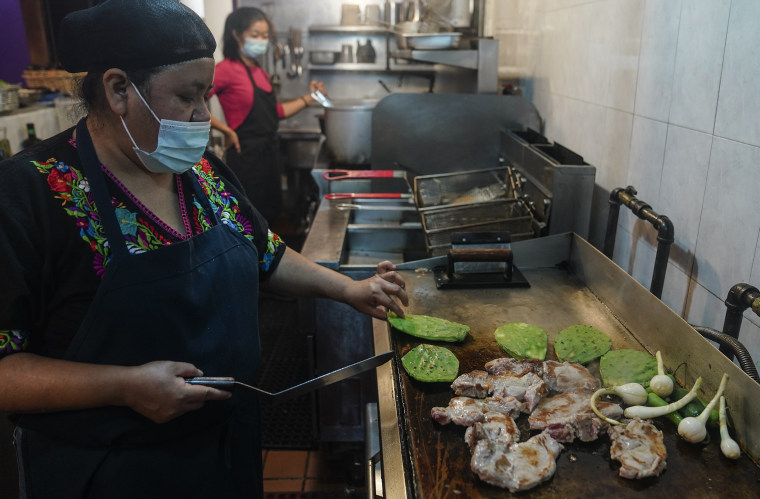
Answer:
309 80 327 96
223 128 241 153
342 261 408 320
122 361 231 424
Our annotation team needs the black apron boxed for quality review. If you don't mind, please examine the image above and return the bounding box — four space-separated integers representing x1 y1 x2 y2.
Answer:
224 65 281 223
14 119 264 499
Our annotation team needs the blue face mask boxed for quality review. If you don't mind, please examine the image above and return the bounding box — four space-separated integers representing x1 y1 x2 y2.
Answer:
121 82 210 174
242 38 269 58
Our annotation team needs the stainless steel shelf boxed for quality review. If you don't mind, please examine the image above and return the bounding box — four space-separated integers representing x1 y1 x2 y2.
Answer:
391 49 479 70
309 63 386 71
309 25 390 35
308 63 434 73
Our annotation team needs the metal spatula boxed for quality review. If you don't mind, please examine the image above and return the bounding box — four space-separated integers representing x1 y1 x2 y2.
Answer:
185 351 393 402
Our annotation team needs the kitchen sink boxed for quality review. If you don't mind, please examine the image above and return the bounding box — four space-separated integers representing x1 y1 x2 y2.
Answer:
337 199 421 226
342 224 427 266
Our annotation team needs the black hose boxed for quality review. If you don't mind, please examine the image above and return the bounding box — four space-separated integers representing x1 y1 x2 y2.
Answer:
691 325 760 383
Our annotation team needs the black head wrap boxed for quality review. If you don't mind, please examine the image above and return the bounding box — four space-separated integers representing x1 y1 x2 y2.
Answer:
58 0 216 73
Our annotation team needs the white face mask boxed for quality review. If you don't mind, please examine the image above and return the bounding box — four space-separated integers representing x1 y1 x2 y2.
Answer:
241 38 268 58
121 82 210 174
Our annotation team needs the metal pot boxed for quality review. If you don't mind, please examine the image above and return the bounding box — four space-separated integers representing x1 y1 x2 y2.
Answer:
322 99 378 165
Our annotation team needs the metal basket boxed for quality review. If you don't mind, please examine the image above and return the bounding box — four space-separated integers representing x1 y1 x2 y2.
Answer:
414 167 541 255
421 199 540 256
413 167 515 209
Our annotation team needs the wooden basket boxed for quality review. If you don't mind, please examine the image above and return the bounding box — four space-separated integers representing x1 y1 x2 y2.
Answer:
22 70 86 95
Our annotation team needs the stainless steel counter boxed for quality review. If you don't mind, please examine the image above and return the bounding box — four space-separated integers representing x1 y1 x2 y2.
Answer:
371 232 760 497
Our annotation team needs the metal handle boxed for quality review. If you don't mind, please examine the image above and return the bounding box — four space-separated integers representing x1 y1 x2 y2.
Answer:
367 451 382 499
446 248 513 280
185 377 236 390
325 192 411 200
322 170 402 181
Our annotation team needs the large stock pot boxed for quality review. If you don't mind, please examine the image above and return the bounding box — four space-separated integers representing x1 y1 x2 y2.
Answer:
319 99 379 165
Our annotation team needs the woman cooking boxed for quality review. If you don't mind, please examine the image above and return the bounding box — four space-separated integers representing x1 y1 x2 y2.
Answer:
209 7 325 223
0 1 406 498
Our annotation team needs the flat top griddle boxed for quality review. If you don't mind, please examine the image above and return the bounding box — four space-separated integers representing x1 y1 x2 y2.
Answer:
379 234 760 498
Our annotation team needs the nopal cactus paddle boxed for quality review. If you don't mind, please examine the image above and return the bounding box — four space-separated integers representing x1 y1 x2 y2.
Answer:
554 325 612 364
600 349 658 388
387 312 469 342
401 344 460 382
494 322 548 360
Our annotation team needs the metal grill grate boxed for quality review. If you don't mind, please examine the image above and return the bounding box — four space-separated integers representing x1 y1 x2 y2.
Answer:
258 294 317 450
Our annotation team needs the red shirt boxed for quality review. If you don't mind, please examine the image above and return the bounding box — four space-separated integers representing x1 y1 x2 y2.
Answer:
209 59 285 130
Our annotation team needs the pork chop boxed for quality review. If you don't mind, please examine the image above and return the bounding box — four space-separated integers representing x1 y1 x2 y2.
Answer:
485 357 541 377
541 360 601 393
528 389 623 442
464 411 520 450
431 394 525 426
451 369 547 413
451 370 492 398
608 418 667 479
431 397 486 426
470 431 563 493
490 372 548 412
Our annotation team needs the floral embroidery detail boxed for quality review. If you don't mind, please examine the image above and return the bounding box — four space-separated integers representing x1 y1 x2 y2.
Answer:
35 159 111 276
0 330 28 354
35 153 284 275
193 162 282 272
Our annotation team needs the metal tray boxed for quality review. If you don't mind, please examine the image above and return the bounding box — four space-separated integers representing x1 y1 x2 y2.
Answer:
372 233 760 498
402 32 462 50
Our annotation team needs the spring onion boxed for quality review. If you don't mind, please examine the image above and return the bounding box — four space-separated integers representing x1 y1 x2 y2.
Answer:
677 373 728 444
719 395 741 459
590 383 648 426
646 392 683 425
624 377 702 419
650 350 674 398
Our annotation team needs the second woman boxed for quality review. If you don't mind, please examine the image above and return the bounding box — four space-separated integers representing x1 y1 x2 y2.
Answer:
209 7 325 223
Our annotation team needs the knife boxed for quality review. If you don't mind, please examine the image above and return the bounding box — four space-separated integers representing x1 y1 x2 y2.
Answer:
185 350 393 402
393 255 447 270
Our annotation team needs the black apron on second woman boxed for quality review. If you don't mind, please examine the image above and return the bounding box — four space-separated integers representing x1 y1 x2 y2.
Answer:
225 65 281 223
14 119 264 498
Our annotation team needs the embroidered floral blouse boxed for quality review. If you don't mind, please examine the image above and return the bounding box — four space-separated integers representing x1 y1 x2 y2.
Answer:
0 129 286 359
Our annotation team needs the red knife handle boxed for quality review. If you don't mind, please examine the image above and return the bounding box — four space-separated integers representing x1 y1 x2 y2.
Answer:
325 192 409 200
322 170 401 180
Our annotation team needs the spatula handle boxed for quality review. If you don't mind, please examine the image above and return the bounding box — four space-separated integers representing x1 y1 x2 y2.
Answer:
185 377 236 390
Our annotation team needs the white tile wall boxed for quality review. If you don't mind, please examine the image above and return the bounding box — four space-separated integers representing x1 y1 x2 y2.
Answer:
751 238 760 291
714 0 760 147
668 0 731 133
622 116 667 234
658 125 711 271
633 0 681 122
695 138 760 295
490 0 760 372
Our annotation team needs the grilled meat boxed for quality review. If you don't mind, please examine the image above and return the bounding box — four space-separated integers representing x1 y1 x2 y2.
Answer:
485 357 541 377
451 369 547 413
451 370 492 398
608 418 667 479
431 397 487 426
528 389 623 442
431 394 525 426
490 372 547 413
541 360 601 393
464 411 520 450
470 431 564 493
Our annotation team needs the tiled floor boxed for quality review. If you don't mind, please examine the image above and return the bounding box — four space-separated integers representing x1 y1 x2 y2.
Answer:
262 449 359 498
